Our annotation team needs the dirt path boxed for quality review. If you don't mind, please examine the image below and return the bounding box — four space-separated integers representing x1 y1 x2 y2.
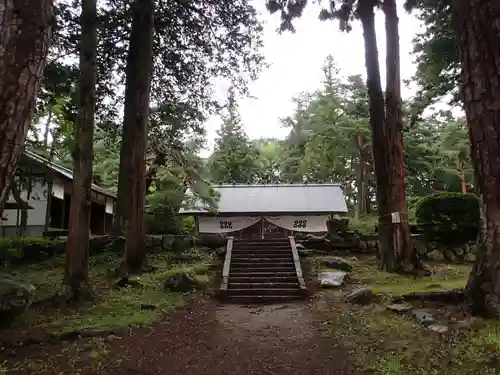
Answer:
3 299 362 375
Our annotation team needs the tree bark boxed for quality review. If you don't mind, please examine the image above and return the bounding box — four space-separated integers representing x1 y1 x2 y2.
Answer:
452 0 500 317
382 0 422 272
355 134 367 218
64 0 97 299
457 159 467 193
119 0 154 272
358 1 392 266
0 0 53 216
111 135 132 235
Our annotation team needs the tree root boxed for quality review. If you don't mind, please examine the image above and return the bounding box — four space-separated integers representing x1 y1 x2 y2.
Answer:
392 288 466 304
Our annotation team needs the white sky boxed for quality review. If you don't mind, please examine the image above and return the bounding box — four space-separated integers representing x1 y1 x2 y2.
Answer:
201 1 423 157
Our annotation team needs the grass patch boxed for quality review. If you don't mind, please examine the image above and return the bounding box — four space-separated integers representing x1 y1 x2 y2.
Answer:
0 248 212 333
315 255 500 375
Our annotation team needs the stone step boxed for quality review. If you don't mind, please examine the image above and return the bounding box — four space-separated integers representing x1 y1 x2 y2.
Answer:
231 257 293 263
231 252 292 257
232 248 291 253
230 266 296 273
227 288 302 296
228 282 299 289
235 240 290 245
223 295 305 304
229 275 298 283
230 271 297 277
231 256 293 261
230 262 294 269
233 244 291 249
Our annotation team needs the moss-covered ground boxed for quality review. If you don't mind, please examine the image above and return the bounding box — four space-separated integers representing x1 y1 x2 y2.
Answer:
314 255 500 375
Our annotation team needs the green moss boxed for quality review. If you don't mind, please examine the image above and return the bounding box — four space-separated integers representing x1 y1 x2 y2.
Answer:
315 255 500 375
1 250 211 333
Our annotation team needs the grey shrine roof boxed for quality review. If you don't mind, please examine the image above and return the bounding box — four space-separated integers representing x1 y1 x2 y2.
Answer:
179 183 348 215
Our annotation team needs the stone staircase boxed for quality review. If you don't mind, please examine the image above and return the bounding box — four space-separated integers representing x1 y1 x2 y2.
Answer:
220 237 307 304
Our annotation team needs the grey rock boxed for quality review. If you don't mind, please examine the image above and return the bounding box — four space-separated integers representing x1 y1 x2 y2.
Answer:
194 233 226 249
412 309 435 325
319 256 353 272
0 279 36 326
164 271 203 293
327 235 345 243
387 303 412 313
161 235 175 250
295 243 306 250
106 334 122 341
428 324 448 333
345 287 374 305
318 271 347 288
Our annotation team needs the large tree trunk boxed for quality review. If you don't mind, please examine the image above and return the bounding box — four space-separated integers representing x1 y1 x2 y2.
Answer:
64 0 97 299
452 0 500 317
355 134 367 218
110 138 132 235
382 0 422 272
358 1 391 266
457 159 467 193
119 0 154 272
0 0 53 216
359 0 422 273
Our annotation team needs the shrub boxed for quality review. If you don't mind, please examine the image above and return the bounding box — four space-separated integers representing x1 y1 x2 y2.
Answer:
415 192 480 244
0 236 64 265
180 216 196 234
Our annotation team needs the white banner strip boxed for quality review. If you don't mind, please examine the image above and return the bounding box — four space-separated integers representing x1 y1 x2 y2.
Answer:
198 216 261 233
264 215 328 232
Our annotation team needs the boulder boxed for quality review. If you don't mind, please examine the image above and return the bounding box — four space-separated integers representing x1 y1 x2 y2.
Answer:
0 279 36 326
327 234 345 243
428 324 448 333
326 217 349 232
318 256 353 272
345 287 373 305
161 235 175 250
412 309 435 325
295 243 306 250
163 271 203 293
161 235 194 253
194 233 227 249
318 271 347 288
387 303 412 313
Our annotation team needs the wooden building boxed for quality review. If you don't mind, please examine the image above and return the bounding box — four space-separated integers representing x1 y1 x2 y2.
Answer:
179 183 348 239
1 150 116 237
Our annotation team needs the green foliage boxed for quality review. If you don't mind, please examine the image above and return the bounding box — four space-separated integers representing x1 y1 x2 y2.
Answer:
208 88 261 183
180 216 196 234
0 237 64 265
269 55 472 214
415 192 479 243
405 0 458 115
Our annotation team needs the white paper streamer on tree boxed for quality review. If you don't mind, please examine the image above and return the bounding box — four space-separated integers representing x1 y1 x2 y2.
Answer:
198 216 261 233
263 215 328 232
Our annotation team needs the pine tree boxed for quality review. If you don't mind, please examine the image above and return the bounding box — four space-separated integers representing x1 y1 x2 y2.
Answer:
208 88 260 184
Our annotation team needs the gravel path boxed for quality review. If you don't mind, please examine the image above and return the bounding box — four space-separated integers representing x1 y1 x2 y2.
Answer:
2 299 362 375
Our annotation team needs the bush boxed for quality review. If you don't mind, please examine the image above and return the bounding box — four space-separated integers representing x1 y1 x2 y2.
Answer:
0 236 64 265
180 216 196 234
415 192 479 244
